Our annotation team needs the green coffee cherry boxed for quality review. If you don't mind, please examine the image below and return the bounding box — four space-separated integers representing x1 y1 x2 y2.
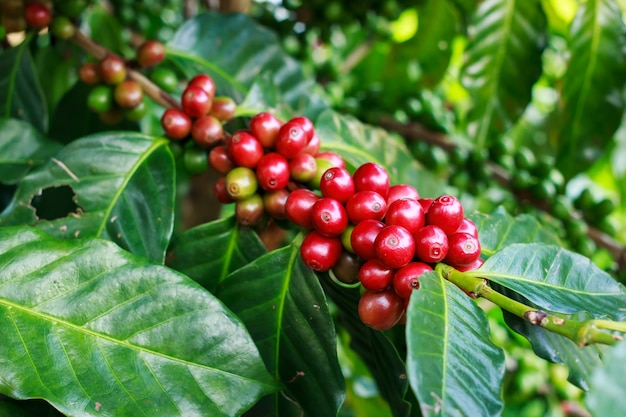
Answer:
225 167 258 200
183 147 208 174
87 85 113 113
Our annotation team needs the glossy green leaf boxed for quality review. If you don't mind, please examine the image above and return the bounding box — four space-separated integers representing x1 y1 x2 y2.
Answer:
0 133 175 263
34 46 78 117
166 216 267 293
0 36 48 133
0 119 62 185
461 0 546 148
586 340 626 414
167 12 327 118
217 243 345 417
469 243 626 318
0 226 276 417
552 0 626 178
406 271 505 416
314 110 444 197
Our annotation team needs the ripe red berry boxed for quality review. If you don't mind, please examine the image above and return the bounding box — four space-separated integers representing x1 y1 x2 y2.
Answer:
426 195 464 235
455 217 479 238
255 152 290 191
359 259 394 291
285 188 319 229
315 151 346 169
393 262 432 298
345 190 387 223
191 115 224 147
311 198 348 237
302 133 321 155
225 166 258 200
288 153 317 183
213 177 234 204
387 184 420 206
358 289 405 331
300 231 342 272
350 219 385 260
208 145 234 174
384 198 425 234
332 250 362 284
181 85 212 118
209 96 237 122
263 189 290 220
188 74 216 99
249 112 282 148
353 162 390 197
228 131 264 168
418 198 434 214
100 55 127 85
161 108 192 140
413 225 449 263
445 232 481 267
136 40 166 68
275 119 308 159
79 62 101 85
114 80 143 109
24 2 51 28
320 166 355 203
235 194 265 227
374 225 415 269
456 257 484 272
288 116 314 142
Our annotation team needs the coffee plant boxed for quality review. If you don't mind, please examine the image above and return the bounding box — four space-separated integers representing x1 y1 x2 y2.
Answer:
1 1 625 416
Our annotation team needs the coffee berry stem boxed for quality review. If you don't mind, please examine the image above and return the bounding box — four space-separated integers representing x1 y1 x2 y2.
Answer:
438 264 623 347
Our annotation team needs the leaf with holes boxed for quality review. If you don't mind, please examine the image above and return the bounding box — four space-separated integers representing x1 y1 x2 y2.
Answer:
0 226 277 417
406 271 505 416
0 132 175 264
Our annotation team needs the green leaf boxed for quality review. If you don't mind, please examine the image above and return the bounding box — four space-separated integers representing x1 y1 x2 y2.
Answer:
0 119 62 185
586 340 626 414
166 216 267 293
0 133 175 263
406 271 505 416
0 36 48 133
0 226 277 417
314 110 445 197
34 45 78 117
167 12 327 118
461 0 546 148
217 243 345 417
552 0 626 178
469 243 626 318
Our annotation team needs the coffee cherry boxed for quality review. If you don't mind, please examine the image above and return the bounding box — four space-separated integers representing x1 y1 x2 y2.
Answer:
161 108 192 140
332 250 362 284
413 225 449 263
124 101 147 122
250 112 282 148
341 225 355 253
210 96 237 122
454 218 478 238
311 197 348 237
50 15 75 39
149 67 178 93
136 40 165 68
308 158 335 189
385 198 425 234
276 119 308 159
446 232 481 267
300 231 342 272
255 152 290 191
229 131 264 168
98 108 123 125
374 225 415 269
288 153 317 183
418 198 434 214
289 116 315 142
386 184 420 205
426 195 464 235
359 259 394 291
350 219 385 260
87 85 113 113
24 2 51 29
213 177 234 204
263 189 290 220
393 262 432 298
188 73 216 98
358 289 405 331
456 257 484 272
225 166 258 200
191 115 223 147
320 166 354 203
315 151 346 169
353 162 390 197
235 193 265 226
346 190 387 223
100 55 127 85
181 85 212 118
79 62 101 85
285 188 319 229
183 147 208 174
114 80 143 109
302 133 321 155
208 145 234 174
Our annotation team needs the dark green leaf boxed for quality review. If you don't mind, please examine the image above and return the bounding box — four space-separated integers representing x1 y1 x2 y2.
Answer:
218 244 345 417
0 226 277 417
406 271 505 416
0 36 48 133
314 110 444 197
166 216 267 293
552 0 626 178
461 0 546 147
0 119 62 185
586 340 626 413
0 133 175 263
34 45 78 117
470 243 626 318
83 10 126 54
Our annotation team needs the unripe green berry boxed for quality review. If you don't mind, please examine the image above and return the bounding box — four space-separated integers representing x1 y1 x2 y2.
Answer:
59 0 88 18
308 158 335 189
225 167 258 200
183 147 209 174
50 16 75 39
87 85 113 113
149 67 179 93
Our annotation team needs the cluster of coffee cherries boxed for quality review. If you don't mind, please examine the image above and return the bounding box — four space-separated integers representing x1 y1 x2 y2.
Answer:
0 0 91 38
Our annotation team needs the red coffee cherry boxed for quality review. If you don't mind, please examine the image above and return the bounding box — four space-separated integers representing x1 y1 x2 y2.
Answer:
114 80 143 109
181 85 212 118
249 112 282 148
208 145 234 174
228 131 264 168
263 189 290 220
188 74 216 99
315 151 346 169
387 184 420 206
385 198 425 234
288 153 317 183
213 177 234 204
413 225 449 263
445 232 481 267
359 259 395 291
100 55 127 85
255 152 290 192
320 166 355 203
350 219 385 260
79 62 101 85
455 217 479 238
345 190 387 223
209 96 237 122
136 40 166 68
358 289 405 331
288 116 315 142
275 119 308 159
311 198 348 237
24 2 51 28
285 188 319 229
418 198 434 214
374 225 415 269
456 257 484 272
332 250 362 284
191 115 224 147
225 166 258 201
161 108 192 140
426 195 464 235
353 162 390 197
302 133 321 155
393 262 432 298
235 194 264 227
300 231 342 272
